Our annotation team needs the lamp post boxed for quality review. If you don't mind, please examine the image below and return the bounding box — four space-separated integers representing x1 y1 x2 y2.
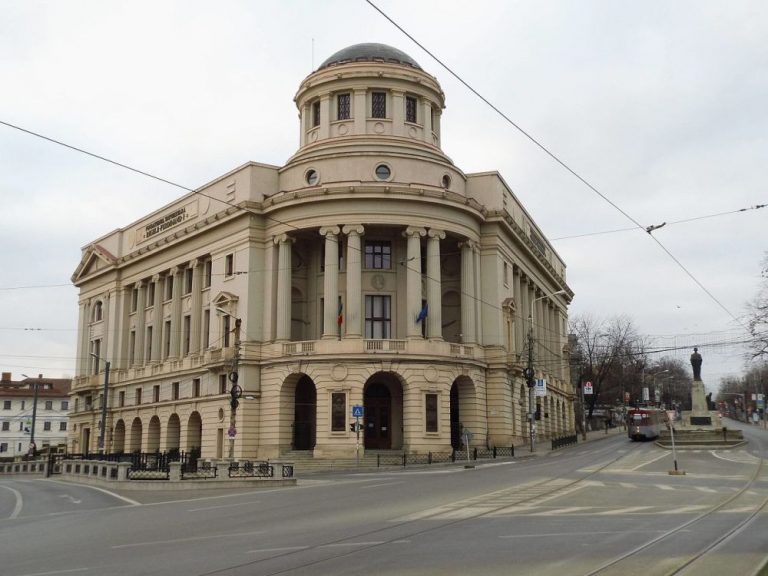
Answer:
652 370 669 407
21 374 39 457
216 308 242 461
89 353 111 454
525 289 566 453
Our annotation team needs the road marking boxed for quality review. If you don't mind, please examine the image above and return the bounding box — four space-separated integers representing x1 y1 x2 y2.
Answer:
188 500 260 512
628 451 669 471
248 546 309 554
42 479 140 506
500 529 664 539
0 484 23 519
320 541 385 548
619 482 637 489
531 506 592 516
15 569 88 576
58 494 82 504
596 506 653 515
659 505 709 514
112 530 264 549
695 487 718 493
654 484 675 491
360 482 404 489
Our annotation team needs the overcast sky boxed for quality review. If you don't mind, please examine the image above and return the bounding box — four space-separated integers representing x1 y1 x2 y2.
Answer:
1 0 765 388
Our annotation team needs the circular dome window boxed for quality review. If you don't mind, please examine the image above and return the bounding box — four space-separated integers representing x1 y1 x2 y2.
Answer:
374 164 392 181
305 169 319 186
441 174 451 188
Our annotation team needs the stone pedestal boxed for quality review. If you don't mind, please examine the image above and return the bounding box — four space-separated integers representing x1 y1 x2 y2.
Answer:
689 379 712 426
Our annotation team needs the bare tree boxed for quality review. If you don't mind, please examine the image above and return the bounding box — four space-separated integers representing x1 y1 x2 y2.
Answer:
747 253 768 359
569 313 644 420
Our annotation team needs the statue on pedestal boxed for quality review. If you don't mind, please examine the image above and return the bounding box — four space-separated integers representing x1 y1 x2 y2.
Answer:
689 347 711 426
690 347 702 381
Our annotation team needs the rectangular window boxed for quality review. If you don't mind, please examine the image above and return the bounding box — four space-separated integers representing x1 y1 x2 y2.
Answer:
21 400 25 410
312 100 320 127
184 267 193 294
19 421 23 431
364 241 391 269
203 310 210 349
43 421 51 431
164 320 172 358
61 400 68 410
365 295 391 339
219 374 228 395
147 282 155 307
60 422 67 431
425 393 438 432
371 91 386 118
503 262 509 287
118 391 125 408
0 443 7 453
337 93 350 120
153 385 160 403
135 388 142 406
223 315 231 348
172 382 179 400
131 287 138 312
44 401 52 410
183 315 191 356
192 378 201 398
204 259 212 288
129 330 136 365
146 326 153 360
331 393 346 432
1 422 9 431
406 96 417 123
165 275 174 301
2 401 9 410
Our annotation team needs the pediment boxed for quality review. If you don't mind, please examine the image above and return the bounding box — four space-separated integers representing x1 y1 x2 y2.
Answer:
212 291 239 314
71 244 118 283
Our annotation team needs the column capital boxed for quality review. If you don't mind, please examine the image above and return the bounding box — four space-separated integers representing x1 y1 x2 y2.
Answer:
427 229 446 240
170 266 183 276
191 257 204 269
274 234 295 245
319 226 341 238
403 226 426 239
342 224 365 236
136 279 146 288
151 274 161 282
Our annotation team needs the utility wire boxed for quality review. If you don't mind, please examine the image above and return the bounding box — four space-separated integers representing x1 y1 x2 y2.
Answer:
365 0 742 326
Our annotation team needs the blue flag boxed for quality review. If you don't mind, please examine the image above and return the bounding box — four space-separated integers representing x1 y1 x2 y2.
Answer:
416 303 428 323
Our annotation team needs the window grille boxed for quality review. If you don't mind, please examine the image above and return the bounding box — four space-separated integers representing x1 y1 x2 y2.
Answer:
406 96 417 123
337 93 350 120
371 92 386 118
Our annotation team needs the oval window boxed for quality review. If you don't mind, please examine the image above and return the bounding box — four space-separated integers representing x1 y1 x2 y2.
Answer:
306 169 319 186
375 164 391 181
441 174 451 188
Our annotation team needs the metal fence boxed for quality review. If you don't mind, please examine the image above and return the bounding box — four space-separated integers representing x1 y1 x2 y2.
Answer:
551 434 578 450
375 446 515 468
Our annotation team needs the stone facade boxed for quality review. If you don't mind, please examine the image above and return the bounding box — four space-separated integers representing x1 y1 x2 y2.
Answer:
69 44 574 460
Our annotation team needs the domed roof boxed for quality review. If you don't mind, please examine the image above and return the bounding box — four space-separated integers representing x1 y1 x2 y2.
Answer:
318 43 421 71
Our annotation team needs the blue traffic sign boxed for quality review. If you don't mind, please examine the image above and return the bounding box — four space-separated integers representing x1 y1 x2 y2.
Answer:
352 405 364 418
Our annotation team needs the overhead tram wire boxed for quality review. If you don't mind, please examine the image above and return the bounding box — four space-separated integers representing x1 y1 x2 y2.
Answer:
365 0 742 326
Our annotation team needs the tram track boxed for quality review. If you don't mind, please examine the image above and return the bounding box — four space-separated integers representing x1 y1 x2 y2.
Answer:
582 434 768 576
196 435 639 576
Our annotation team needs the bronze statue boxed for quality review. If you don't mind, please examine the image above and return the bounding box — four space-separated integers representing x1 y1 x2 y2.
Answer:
690 347 702 381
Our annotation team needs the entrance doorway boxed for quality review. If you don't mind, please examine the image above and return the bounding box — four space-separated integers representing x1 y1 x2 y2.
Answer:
293 375 316 450
364 382 391 449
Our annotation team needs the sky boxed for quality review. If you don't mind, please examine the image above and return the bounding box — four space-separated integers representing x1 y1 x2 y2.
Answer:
1 0 766 388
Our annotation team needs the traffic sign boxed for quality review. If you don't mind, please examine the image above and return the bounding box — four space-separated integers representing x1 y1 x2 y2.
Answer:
352 405 364 418
227 426 237 439
535 379 547 397
583 381 593 395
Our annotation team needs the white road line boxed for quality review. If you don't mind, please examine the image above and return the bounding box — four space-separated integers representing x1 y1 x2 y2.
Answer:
695 487 718 493
531 506 592 516
0 484 23 519
654 484 675 491
247 546 309 554
597 506 653 515
500 530 664 539
16 569 88 576
42 479 140 506
320 541 384 548
111 530 264 549
188 500 260 512
360 482 404 489
629 451 669 471
619 482 637 489
659 505 709 514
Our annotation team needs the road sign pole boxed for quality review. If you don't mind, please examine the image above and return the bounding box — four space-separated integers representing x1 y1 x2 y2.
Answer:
355 416 360 467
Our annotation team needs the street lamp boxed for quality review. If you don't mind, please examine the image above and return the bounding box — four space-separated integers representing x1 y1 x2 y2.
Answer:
652 370 669 407
21 374 39 457
216 307 242 460
89 353 111 454
525 289 566 452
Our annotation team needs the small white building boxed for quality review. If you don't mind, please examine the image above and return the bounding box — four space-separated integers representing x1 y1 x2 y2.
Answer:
70 43 574 460
0 372 71 457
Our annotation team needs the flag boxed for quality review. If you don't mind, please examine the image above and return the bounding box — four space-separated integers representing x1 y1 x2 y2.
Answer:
416 303 428 323
337 300 343 326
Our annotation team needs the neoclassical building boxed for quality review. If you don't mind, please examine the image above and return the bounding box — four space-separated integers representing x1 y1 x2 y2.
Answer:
70 43 574 460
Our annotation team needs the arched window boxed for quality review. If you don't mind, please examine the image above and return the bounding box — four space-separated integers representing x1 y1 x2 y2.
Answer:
92 301 103 322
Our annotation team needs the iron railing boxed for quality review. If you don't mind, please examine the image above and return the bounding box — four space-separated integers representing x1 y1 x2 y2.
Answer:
551 434 578 450
375 446 515 468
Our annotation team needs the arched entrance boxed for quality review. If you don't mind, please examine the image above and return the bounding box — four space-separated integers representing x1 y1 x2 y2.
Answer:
187 412 202 451
363 373 404 450
167 414 181 453
293 375 316 450
450 376 478 449
129 418 142 452
147 416 161 452
113 419 125 453
450 384 461 449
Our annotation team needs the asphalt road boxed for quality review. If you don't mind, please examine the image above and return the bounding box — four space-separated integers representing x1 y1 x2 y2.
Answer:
1 422 766 576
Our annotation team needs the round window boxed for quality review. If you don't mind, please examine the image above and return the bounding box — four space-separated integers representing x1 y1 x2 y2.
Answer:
305 169 319 186
441 174 451 188
375 164 391 181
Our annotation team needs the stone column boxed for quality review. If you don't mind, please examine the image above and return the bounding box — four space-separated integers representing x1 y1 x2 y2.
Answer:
426 229 445 340
404 227 426 339
459 241 476 344
473 242 482 344
275 234 294 342
76 302 88 376
343 225 364 338
135 280 146 365
319 95 330 140
391 90 405 136
320 226 341 339
169 267 183 358
422 100 433 143
513 267 524 356
263 240 277 342
150 275 162 363
190 259 203 355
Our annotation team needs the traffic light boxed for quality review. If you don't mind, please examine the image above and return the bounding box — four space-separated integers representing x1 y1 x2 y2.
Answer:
535 404 542 420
